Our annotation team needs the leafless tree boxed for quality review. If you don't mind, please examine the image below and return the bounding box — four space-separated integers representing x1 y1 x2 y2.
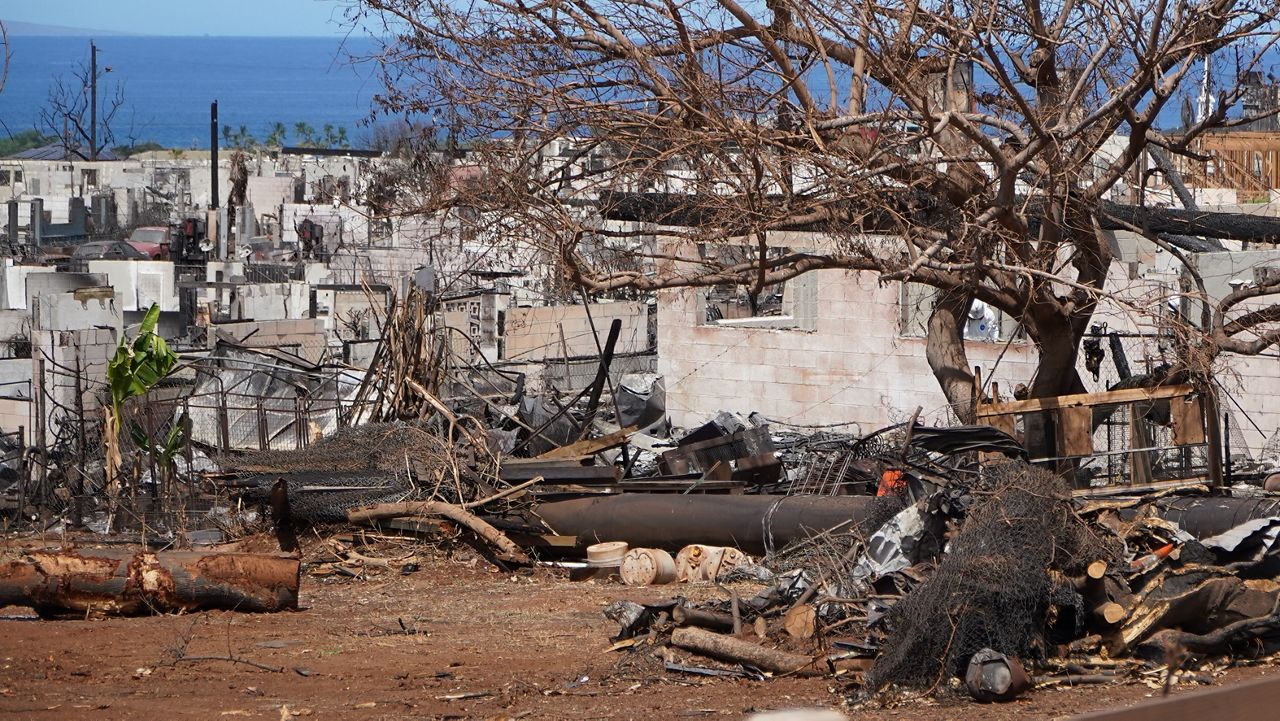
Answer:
352 0 1280 419
0 22 10 96
37 42 124 160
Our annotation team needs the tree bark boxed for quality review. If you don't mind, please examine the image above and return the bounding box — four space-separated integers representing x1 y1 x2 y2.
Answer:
0 550 300 616
925 289 976 423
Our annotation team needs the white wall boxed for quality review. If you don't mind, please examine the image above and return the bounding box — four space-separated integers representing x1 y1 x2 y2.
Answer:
234 282 311 321
86 260 179 312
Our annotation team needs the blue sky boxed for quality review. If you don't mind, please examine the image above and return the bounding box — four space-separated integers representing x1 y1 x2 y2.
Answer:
2 0 350 36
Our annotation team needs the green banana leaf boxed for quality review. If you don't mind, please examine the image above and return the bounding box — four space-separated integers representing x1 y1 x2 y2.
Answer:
108 303 178 415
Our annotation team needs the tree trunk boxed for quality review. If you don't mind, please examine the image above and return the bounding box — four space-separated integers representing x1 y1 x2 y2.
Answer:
670 626 821 676
1030 331 1088 399
0 550 300 616
926 289 976 423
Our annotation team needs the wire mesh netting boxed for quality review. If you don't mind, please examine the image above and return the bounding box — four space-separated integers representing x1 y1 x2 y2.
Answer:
865 462 1121 690
228 420 487 523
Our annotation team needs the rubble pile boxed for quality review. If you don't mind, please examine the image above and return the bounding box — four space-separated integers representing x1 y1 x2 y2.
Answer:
596 458 1280 702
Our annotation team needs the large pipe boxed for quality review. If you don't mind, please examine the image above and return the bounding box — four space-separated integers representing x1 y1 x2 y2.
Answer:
531 494 883 555
1153 497 1280 539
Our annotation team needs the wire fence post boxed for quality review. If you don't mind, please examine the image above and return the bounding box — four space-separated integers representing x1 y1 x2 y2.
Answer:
256 399 268 451
217 394 230 453
183 397 194 511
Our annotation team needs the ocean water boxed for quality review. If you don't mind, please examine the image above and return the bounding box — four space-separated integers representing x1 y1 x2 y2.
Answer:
0 35 381 149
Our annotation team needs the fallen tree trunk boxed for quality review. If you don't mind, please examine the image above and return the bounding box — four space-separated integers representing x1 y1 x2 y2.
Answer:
347 501 531 564
670 626 821 676
0 550 300 616
1135 609 1280 661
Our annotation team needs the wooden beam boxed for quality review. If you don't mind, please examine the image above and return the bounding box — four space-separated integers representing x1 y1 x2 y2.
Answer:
536 425 639 460
975 384 1195 418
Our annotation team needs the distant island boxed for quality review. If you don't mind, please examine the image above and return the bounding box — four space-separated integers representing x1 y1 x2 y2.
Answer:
1 20 135 37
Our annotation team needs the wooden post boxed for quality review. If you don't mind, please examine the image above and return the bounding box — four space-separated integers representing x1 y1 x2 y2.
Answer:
1203 387 1225 489
73 353 86 528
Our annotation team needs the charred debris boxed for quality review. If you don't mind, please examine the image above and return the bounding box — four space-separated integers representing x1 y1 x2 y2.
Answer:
3 288 1280 706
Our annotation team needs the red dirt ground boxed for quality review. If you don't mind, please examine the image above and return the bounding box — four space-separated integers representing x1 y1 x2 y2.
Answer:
0 545 1273 721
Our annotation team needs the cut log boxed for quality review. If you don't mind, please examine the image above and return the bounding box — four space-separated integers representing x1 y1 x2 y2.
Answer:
1087 561 1108 580
0 550 300 616
347 501 530 564
784 604 817 639
1097 602 1127 626
670 626 820 676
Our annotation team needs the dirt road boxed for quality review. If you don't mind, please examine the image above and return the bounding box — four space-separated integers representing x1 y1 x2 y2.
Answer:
0 551 1270 720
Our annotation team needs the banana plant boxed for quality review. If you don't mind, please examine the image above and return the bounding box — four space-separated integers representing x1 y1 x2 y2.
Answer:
104 304 179 514
108 303 177 418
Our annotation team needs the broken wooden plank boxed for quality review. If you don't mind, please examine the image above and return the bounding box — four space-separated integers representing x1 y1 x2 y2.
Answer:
1171 395 1207 445
536 425 639 460
1058 405 1095 457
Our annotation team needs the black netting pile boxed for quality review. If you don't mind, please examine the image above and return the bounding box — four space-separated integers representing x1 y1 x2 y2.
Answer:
228 421 456 475
866 462 1119 690
227 421 478 523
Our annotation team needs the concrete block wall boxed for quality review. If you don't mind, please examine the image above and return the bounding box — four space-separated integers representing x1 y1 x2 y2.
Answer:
504 301 648 362
1222 354 1280 456
234 282 311 321
0 397 30 434
34 294 122 337
0 358 32 398
247 176 297 209
32 326 118 440
86 260 180 312
24 272 109 313
658 268 1043 432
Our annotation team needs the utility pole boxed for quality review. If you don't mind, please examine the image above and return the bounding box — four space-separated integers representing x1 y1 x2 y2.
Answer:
90 40 98 161
210 101 219 209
